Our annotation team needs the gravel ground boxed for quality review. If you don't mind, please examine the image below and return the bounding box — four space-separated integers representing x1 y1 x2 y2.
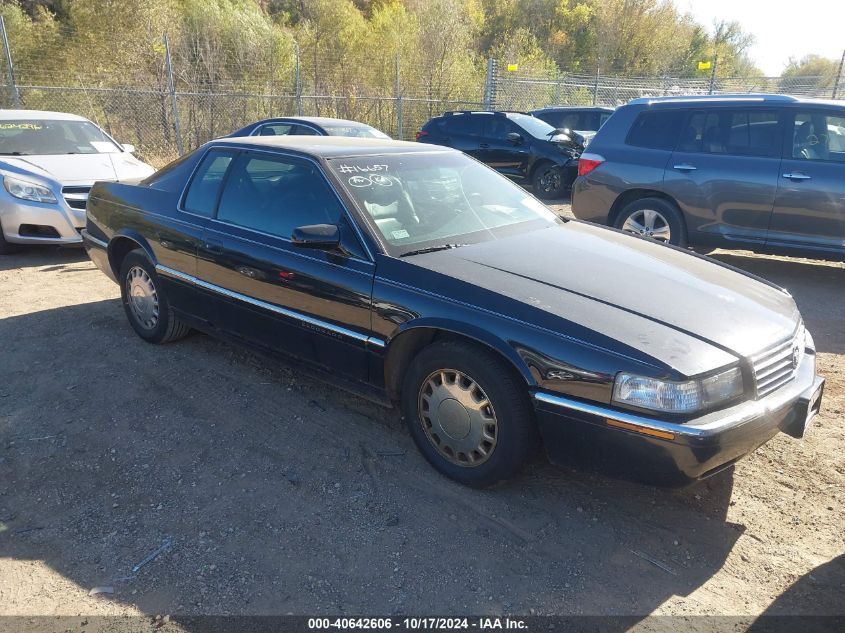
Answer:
1 201 843 628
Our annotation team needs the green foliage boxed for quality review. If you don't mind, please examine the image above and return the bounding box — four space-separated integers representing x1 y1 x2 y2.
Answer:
0 0 830 165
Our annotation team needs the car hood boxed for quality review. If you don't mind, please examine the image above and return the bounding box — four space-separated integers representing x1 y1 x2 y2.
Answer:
406 222 800 368
0 153 154 185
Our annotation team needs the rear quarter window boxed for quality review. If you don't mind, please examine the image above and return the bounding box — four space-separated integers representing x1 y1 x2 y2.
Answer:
625 110 685 150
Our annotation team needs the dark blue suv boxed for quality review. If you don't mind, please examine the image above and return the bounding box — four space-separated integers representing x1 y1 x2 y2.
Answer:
572 94 845 259
416 111 584 199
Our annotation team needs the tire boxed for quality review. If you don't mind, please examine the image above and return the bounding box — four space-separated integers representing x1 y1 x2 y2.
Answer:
532 162 568 200
0 223 21 255
401 340 537 487
614 197 687 247
119 249 191 344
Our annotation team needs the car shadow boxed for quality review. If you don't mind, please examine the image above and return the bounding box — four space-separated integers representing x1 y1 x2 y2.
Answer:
0 245 90 272
747 553 845 632
1 299 746 625
709 252 845 355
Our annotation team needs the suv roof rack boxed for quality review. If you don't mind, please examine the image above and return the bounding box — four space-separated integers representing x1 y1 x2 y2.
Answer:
627 93 801 106
442 110 527 117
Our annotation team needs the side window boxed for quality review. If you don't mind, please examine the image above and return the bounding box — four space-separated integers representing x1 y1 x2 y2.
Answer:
793 111 845 162
292 125 321 136
678 109 779 157
257 123 293 136
485 116 513 139
443 115 484 137
625 110 684 150
182 149 236 217
216 152 345 239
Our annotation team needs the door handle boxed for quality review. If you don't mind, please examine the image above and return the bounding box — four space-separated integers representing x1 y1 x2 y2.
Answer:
203 240 224 254
783 172 811 181
673 163 697 172
479 143 490 148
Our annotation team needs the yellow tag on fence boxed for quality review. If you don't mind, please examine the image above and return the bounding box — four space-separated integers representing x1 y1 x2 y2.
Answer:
507 63 519 72
698 61 712 70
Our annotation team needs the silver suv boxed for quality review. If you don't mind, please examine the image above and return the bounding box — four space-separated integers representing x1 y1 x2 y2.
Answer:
572 94 845 259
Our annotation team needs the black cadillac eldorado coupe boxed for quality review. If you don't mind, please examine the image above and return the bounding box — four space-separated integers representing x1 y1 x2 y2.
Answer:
82 136 824 487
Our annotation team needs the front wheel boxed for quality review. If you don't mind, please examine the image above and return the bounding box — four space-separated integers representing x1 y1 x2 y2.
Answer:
401 340 537 487
614 197 686 247
119 249 191 344
532 163 568 200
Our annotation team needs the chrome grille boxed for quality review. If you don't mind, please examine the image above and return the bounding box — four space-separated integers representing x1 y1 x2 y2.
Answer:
751 325 804 398
62 186 91 210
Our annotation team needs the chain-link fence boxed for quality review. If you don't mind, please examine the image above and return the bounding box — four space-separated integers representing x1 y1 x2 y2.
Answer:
493 64 843 112
0 18 841 168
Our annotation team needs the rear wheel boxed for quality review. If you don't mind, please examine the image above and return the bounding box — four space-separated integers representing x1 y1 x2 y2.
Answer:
532 163 568 200
615 197 686 247
119 249 191 344
401 340 536 487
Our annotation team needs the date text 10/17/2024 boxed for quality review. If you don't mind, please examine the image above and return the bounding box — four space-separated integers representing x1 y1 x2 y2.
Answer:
307 617 529 630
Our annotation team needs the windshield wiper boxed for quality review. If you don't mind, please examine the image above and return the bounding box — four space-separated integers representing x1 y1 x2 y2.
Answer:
399 243 466 257
0 151 23 155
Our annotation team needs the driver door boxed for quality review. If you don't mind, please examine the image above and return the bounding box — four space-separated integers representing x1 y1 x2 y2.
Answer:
477 116 530 180
195 150 375 380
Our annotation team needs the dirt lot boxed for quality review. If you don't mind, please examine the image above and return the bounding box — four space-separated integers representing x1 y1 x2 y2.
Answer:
1 203 843 628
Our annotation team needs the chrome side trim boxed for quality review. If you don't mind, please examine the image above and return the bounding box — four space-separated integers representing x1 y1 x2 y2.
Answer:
81 230 108 249
155 264 386 349
533 391 706 439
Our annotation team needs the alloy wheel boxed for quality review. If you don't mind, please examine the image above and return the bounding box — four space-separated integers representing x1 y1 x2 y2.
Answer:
621 208 671 242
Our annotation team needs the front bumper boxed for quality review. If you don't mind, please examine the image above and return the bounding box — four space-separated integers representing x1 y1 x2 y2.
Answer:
533 351 824 485
0 193 85 245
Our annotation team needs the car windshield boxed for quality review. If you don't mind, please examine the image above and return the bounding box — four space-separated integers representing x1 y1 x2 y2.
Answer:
322 124 390 139
0 119 121 155
508 113 559 139
329 151 561 256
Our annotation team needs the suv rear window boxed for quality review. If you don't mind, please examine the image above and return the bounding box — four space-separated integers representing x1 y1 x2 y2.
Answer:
626 110 685 150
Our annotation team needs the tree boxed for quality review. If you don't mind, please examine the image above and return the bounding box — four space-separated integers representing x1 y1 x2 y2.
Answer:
780 54 841 96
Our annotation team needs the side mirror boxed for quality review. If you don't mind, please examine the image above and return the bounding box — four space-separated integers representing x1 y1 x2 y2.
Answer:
121 143 136 153
506 132 523 145
291 224 340 250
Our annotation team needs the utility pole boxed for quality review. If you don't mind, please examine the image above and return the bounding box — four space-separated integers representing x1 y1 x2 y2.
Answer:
163 34 184 155
0 16 20 108
294 43 303 116
833 49 845 99
708 55 718 95
394 54 403 139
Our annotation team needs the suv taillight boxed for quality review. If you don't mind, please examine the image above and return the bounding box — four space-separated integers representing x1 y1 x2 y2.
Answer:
578 153 605 177
415 130 428 141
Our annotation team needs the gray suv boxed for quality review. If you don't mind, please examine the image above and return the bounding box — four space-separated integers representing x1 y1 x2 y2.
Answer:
572 94 845 259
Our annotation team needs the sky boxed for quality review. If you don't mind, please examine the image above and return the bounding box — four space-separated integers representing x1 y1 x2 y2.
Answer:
680 0 844 76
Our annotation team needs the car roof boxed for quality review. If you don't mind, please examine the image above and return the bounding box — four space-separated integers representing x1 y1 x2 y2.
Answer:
531 106 615 112
212 135 456 158
627 94 845 107
257 116 376 127
0 109 90 121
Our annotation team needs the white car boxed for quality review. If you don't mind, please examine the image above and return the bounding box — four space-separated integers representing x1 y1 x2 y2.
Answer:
0 110 155 254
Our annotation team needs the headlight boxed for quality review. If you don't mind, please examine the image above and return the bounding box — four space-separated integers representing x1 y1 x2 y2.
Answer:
613 367 744 414
3 175 58 204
